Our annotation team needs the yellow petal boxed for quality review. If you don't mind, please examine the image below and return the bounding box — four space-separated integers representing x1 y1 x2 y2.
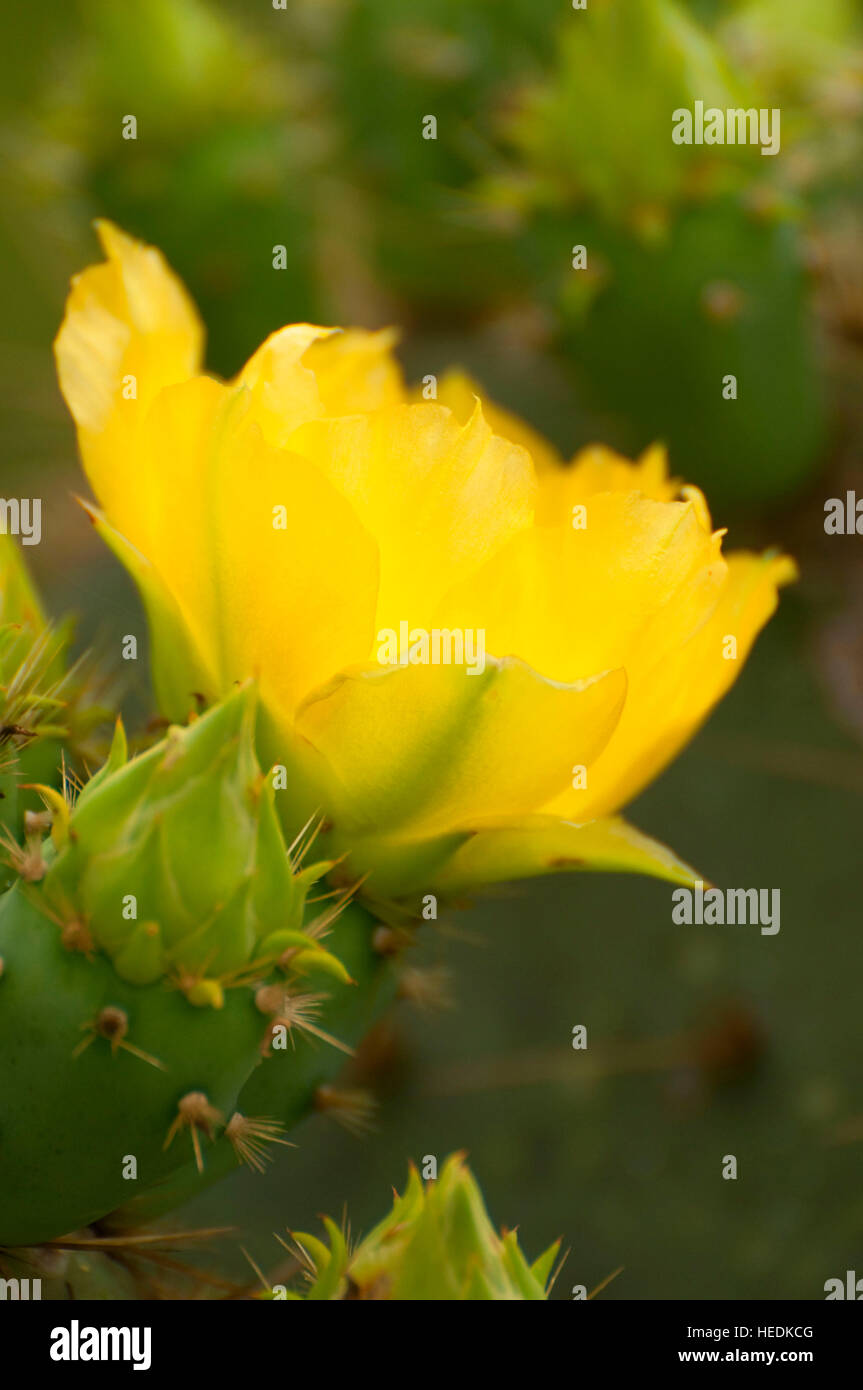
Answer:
437 491 726 685
286 401 537 633
234 326 406 449
304 327 406 414
78 498 218 719
54 220 203 539
294 657 626 838
121 376 381 716
233 323 335 447
204 411 380 716
543 550 797 820
430 814 702 892
424 368 563 475
124 375 232 649
77 369 381 720
535 442 682 526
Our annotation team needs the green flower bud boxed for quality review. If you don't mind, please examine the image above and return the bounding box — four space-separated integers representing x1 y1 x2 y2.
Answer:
287 1154 560 1301
0 685 352 1245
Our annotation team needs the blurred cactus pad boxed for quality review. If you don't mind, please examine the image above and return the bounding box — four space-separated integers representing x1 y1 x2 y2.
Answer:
11 0 859 503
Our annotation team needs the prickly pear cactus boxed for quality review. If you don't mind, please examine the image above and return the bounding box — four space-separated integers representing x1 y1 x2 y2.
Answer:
324 0 564 318
0 684 393 1248
541 197 825 506
494 0 829 505
41 0 323 376
277 1154 560 1301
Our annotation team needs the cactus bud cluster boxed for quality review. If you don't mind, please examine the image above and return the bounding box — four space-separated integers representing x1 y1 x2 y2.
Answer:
0 685 379 1247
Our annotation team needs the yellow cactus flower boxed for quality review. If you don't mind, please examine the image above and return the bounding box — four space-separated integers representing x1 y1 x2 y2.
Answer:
54 224 795 901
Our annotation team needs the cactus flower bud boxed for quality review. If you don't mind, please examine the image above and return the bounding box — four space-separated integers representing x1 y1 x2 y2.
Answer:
285 1154 560 1300
0 685 363 1245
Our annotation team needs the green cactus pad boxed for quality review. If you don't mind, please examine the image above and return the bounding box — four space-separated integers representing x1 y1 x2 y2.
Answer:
0 888 265 1245
106 897 397 1231
0 686 376 1246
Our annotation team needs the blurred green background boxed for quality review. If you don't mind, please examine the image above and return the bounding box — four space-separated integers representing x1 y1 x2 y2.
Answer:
2 0 863 1298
